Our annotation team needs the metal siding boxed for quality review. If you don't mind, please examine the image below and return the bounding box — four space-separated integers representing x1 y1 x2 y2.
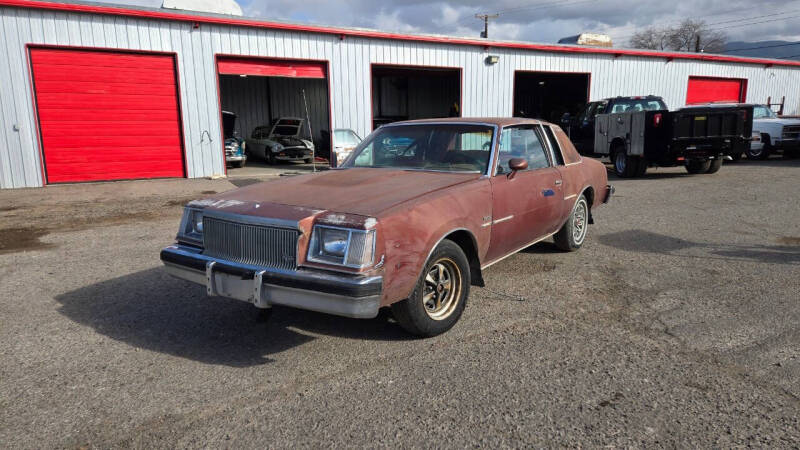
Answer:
2 5 800 187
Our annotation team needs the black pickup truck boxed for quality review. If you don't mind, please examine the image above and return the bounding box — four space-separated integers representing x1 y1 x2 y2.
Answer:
562 96 753 177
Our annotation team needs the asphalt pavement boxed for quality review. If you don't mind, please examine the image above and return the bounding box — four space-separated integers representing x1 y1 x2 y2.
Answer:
0 158 798 447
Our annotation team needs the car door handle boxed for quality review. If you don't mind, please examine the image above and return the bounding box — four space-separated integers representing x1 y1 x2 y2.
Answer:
554 180 562 186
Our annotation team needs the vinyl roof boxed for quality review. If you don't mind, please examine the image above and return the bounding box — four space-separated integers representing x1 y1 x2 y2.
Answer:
3 0 800 69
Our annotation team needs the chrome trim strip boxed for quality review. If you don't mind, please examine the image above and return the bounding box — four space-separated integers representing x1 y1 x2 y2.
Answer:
202 210 300 230
564 194 577 200
481 231 557 270
481 222 492 228
254 270 268 308
492 215 514 225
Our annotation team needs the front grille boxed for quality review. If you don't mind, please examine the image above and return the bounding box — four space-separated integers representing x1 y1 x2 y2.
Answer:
783 125 800 138
203 217 298 270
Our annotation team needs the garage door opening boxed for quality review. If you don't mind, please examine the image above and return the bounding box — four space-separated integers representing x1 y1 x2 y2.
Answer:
217 57 331 166
371 65 461 130
513 71 590 123
686 76 747 105
30 48 186 184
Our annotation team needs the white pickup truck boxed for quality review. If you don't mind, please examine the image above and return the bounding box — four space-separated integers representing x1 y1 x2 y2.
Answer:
748 105 800 159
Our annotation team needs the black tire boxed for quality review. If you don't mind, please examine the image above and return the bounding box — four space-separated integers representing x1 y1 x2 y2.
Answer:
554 195 589 252
235 160 246 168
783 148 799 159
391 240 470 337
747 135 771 160
612 146 643 178
729 151 743 162
635 158 648 177
685 160 711 174
304 158 313 164
267 152 276 165
705 158 723 174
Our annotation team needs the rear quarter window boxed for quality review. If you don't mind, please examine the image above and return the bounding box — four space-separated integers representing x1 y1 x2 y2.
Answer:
542 126 565 166
551 126 582 164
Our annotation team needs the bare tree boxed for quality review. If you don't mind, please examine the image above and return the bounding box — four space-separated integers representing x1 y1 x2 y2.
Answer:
629 26 670 50
629 19 727 53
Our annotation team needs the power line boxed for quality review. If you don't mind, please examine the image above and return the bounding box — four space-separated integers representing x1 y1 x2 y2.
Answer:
726 41 800 53
778 53 800 59
612 11 800 41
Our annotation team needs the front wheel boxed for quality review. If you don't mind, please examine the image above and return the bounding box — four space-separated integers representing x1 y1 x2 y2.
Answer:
747 136 771 160
304 158 313 164
554 195 589 252
391 240 469 337
612 148 644 178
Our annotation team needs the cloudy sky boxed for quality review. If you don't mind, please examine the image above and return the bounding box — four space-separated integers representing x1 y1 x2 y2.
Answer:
89 0 800 46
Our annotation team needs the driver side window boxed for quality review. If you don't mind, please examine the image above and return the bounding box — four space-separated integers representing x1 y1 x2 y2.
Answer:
496 126 550 175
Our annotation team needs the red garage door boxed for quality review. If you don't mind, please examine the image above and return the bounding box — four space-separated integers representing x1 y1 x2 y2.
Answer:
686 76 747 105
30 48 185 183
217 57 326 78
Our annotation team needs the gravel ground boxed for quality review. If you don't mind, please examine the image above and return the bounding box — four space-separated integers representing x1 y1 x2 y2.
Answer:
1 159 798 448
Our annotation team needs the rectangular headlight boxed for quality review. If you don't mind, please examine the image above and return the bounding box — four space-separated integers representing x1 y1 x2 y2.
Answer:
307 225 375 268
177 207 204 245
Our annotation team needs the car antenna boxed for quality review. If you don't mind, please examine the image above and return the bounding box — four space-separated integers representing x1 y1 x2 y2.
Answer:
301 88 315 173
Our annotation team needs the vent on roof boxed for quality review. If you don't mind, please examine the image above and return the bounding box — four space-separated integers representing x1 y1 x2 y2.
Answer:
558 33 613 47
161 0 243 16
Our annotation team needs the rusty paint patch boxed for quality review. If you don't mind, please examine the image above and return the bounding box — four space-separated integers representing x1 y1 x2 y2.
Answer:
777 236 800 246
0 228 53 254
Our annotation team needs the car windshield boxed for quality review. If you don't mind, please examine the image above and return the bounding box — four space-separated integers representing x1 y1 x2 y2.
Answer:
343 124 494 173
754 106 777 119
334 129 361 147
610 98 667 113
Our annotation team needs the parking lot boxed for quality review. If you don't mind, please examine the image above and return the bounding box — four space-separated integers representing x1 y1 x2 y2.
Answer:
1 159 798 447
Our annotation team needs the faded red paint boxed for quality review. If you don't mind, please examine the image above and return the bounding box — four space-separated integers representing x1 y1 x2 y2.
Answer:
196 118 609 306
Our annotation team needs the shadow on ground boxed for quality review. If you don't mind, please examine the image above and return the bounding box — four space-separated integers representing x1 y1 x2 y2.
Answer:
599 229 800 265
55 268 409 367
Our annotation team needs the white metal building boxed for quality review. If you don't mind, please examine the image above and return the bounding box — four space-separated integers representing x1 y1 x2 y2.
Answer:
1 0 799 189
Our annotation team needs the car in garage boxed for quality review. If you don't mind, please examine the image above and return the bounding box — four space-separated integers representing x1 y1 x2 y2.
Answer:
245 117 315 164
331 128 362 167
161 118 612 336
222 111 247 168
747 105 800 159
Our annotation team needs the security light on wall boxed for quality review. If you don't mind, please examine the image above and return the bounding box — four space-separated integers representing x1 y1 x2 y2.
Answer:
485 55 500 65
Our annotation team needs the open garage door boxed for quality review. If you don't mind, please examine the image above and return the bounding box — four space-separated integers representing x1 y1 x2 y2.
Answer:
371 65 461 130
686 76 747 104
30 48 185 183
513 71 590 123
217 57 331 165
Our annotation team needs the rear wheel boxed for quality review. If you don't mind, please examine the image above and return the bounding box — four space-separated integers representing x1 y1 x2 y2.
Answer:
554 195 589 252
685 159 712 174
705 158 723 174
612 146 643 178
391 240 469 337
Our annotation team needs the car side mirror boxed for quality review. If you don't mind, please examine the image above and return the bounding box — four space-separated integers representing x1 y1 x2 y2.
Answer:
508 158 528 172
560 112 571 125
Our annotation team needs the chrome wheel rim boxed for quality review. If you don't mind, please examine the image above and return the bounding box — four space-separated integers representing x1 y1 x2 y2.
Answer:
572 199 588 244
422 258 462 321
615 152 626 174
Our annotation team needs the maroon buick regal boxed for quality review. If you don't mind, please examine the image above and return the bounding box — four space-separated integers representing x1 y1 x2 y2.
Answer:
161 118 612 336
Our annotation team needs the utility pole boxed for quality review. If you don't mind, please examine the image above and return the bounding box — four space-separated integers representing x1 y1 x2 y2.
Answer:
475 13 499 39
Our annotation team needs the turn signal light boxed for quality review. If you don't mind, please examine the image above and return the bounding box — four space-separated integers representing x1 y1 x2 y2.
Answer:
653 113 663 127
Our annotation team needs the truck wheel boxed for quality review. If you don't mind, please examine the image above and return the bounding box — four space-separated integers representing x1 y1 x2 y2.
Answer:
554 195 589 252
612 148 641 178
635 158 648 177
705 158 723 174
747 135 771 160
391 240 470 337
685 160 711 174
729 151 743 161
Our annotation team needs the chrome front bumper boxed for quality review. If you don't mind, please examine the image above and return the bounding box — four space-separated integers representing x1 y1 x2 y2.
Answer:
160 245 382 319
225 154 247 163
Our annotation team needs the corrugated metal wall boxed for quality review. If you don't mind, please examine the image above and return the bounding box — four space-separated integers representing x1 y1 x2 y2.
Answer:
218 75 329 152
1 5 800 188
219 74 271 141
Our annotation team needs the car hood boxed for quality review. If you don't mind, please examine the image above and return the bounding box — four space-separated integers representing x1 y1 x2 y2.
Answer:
754 117 800 126
199 168 480 218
